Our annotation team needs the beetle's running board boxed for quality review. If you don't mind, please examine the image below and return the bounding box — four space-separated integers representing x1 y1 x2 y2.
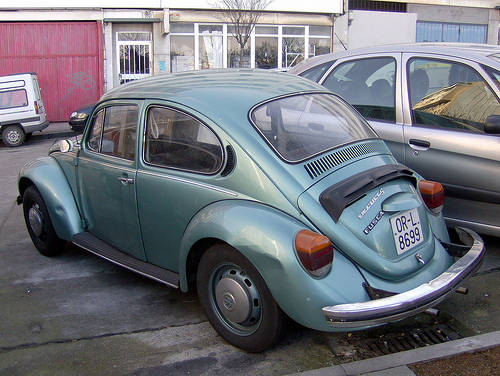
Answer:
72 232 179 289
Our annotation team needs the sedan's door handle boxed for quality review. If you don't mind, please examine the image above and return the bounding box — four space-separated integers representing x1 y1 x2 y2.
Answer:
118 177 134 185
408 139 431 149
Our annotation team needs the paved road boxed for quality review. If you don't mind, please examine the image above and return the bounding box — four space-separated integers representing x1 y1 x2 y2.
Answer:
1 137 499 375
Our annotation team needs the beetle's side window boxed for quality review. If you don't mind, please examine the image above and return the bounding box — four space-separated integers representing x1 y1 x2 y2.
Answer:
145 106 223 174
321 57 396 122
87 106 138 160
408 58 500 133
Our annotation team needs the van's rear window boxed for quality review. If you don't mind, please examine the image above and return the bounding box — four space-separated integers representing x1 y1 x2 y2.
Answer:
0 89 28 110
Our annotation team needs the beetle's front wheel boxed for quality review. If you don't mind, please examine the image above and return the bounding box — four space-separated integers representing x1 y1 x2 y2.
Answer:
22 186 66 256
197 244 287 352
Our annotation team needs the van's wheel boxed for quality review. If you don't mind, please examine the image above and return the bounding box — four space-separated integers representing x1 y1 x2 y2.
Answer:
22 186 66 256
197 243 287 352
2 125 25 147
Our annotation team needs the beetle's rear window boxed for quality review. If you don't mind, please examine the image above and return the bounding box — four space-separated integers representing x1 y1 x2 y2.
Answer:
251 93 377 162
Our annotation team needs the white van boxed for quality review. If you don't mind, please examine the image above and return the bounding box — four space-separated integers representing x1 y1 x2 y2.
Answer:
0 73 49 147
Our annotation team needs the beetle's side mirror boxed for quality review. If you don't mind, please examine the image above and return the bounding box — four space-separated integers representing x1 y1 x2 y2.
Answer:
485 115 500 135
58 139 74 153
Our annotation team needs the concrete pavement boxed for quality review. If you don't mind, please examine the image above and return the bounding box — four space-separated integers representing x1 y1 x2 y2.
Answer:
5 123 500 375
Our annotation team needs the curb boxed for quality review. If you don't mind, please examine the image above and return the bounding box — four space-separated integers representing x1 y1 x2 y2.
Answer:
288 330 500 376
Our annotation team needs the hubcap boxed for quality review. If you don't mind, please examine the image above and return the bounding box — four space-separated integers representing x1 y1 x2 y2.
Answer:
216 277 252 323
211 266 261 333
28 205 44 237
6 130 21 143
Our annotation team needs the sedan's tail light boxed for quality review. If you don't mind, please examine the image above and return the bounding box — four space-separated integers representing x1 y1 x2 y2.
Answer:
294 229 333 278
418 180 444 214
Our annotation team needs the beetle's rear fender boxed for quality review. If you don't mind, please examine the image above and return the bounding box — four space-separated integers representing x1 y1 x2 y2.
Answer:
18 157 84 240
178 200 367 330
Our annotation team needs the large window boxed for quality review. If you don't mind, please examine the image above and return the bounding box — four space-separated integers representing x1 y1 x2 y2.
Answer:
170 23 331 72
408 58 500 133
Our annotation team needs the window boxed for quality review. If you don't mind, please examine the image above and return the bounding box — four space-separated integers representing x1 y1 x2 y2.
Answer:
169 23 331 71
416 21 487 44
322 57 396 121
0 89 28 110
145 107 223 174
408 58 500 133
117 32 152 84
251 93 377 162
87 105 139 160
199 25 224 69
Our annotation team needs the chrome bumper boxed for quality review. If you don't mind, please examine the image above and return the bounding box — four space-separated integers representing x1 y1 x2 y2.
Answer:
323 227 485 328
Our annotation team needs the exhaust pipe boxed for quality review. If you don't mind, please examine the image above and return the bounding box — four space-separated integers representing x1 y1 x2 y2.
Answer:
424 308 439 317
456 287 468 295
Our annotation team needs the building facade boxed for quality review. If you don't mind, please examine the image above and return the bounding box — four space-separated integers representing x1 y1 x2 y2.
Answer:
1 0 498 121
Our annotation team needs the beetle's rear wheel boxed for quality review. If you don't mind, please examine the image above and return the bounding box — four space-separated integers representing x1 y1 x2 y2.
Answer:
22 186 66 256
197 243 287 352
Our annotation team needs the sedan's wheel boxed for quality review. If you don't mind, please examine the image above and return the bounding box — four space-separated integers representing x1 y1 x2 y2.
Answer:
2 125 25 147
22 186 66 256
197 244 287 352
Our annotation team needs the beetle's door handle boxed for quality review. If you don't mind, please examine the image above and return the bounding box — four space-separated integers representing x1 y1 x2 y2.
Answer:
118 177 134 185
408 139 431 150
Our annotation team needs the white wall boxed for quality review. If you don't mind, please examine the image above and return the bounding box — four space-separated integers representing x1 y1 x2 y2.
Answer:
347 10 418 50
9 0 343 13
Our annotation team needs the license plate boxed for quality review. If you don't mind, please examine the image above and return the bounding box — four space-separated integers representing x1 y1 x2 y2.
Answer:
390 208 424 255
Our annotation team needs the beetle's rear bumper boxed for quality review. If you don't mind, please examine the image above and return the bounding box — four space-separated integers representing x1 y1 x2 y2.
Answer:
322 227 485 328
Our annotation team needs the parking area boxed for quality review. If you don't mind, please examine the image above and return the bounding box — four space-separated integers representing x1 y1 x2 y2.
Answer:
1 135 500 376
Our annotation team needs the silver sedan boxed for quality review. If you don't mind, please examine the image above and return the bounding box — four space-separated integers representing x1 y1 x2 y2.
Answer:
289 43 500 237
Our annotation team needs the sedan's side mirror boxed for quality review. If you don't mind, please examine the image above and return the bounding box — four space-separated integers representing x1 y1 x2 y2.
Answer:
485 115 500 135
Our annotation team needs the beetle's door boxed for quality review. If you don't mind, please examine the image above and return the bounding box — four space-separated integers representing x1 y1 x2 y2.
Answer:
77 103 146 261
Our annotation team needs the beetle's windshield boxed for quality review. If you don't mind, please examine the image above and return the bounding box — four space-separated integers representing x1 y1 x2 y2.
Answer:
251 93 377 162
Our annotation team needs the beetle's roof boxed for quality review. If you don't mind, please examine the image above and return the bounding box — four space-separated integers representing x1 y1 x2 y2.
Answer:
289 42 500 75
102 69 325 105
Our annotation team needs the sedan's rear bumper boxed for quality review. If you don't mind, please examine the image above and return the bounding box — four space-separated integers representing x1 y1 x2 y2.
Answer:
322 227 485 328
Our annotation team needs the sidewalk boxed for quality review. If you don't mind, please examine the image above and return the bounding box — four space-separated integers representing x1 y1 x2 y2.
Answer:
32 122 75 140
290 331 500 376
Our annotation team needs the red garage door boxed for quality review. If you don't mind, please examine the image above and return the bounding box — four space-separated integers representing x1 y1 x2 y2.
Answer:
0 22 104 121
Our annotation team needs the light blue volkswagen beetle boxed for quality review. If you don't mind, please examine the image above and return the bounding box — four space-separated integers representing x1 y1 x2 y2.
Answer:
17 70 485 352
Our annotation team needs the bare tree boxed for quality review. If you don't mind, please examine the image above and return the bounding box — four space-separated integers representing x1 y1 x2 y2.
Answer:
212 0 273 67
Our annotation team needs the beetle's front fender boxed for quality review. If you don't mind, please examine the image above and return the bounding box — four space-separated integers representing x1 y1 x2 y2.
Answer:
18 157 84 240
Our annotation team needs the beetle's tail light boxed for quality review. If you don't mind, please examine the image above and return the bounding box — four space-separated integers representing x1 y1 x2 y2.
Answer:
419 180 444 214
294 229 333 278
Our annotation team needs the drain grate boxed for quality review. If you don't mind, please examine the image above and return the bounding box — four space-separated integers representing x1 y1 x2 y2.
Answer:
361 324 462 356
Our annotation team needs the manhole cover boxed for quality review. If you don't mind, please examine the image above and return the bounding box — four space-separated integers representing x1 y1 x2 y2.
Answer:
361 324 462 356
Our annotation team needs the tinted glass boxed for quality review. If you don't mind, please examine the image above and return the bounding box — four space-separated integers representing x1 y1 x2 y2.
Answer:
101 106 138 160
87 109 104 152
251 93 377 162
0 89 28 110
408 58 500 133
145 106 223 174
322 57 396 122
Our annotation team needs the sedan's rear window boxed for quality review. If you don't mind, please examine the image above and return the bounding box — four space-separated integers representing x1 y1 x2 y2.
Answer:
250 93 377 162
